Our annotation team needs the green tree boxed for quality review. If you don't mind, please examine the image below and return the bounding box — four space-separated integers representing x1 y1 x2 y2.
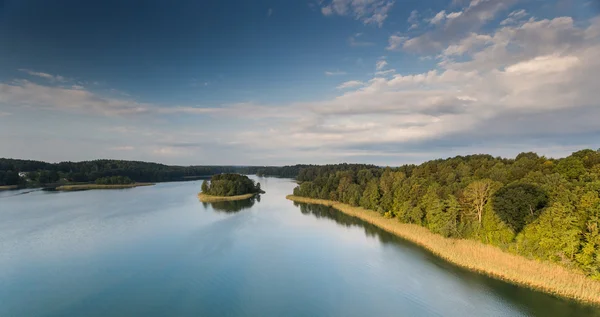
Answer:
492 183 548 233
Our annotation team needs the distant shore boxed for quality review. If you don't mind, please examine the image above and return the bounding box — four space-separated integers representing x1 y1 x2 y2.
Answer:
0 185 19 191
198 192 257 202
286 195 600 306
55 183 155 191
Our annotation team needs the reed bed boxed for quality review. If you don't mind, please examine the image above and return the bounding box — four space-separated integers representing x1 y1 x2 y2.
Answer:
56 183 154 191
198 192 256 202
286 195 600 305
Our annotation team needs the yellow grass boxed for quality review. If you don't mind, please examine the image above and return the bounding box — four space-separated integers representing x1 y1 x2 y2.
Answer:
286 195 600 305
55 183 154 191
197 192 256 202
0 185 19 190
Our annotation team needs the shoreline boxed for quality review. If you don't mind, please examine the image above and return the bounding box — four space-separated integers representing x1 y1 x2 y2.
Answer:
55 183 155 191
0 185 19 190
198 192 257 202
286 195 600 306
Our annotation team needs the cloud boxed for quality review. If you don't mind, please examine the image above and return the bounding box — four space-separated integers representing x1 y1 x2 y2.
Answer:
0 80 149 115
222 14 600 161
325 70 347 76
18 69 68 83
500 9 528 25
348 33 374 46
386 34 407 51
4 13 600 165
0 111 11 117
110 146 135 151
408 10 420 29
400 0 519 53
375 58 388 70
157 106 220 114
375 69 395 76
430 10 447 25
337 80 364 89
319 0 395 27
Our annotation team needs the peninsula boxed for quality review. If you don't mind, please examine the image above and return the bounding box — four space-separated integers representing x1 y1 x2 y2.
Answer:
198 173 263 202
285 149 600 305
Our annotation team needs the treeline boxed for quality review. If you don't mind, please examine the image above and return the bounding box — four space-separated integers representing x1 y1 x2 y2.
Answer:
0 158 321 187
293 149 600 278
201 174 263 196
95 176 134 185
238 165 313 178
0 158 238 186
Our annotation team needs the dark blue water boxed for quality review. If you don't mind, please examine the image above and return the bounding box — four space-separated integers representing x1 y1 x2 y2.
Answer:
1 177 598 317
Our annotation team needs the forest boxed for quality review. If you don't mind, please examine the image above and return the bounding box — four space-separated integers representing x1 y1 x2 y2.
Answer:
292 149 600 278
201 174 263 197
0 158 239 186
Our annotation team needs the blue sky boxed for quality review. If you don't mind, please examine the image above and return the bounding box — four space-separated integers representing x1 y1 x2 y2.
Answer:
0 0 599 165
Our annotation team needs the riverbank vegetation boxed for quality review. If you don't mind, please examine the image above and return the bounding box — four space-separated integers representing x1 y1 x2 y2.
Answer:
0 158 240 187
290 150 600 301
198 192 257 202
287 195 600 304
198 174 264 202
55 183 154 191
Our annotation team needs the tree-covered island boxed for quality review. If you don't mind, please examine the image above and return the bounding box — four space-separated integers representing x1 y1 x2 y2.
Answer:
198 174 264 202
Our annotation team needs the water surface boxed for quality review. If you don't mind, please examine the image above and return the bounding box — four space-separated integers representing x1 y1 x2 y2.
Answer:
1 177 598 316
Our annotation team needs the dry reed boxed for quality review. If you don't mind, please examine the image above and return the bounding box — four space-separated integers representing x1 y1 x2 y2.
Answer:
286 195 600 305
197 192 256 202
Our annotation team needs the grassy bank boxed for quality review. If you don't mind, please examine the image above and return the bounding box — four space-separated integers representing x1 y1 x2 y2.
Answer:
286 195 600 305
0 185 19 190
55 183 154 191
198 192 256 202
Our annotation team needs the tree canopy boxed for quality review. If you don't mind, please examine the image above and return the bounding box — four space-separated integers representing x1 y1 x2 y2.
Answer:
292 149 600 278
201 174 263 197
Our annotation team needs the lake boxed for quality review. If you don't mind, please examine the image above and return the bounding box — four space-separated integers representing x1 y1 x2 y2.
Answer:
1 176 598 317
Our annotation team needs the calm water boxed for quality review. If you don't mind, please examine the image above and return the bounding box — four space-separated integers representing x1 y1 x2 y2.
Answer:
1 177 598 317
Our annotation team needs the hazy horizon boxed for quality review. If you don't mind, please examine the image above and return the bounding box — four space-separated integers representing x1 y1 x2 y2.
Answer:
1 0 599 165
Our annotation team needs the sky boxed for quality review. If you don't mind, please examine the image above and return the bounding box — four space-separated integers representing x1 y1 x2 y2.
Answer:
0 0 599 166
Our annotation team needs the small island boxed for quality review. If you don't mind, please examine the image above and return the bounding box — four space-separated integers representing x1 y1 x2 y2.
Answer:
55 176 154 191
198 174 264 202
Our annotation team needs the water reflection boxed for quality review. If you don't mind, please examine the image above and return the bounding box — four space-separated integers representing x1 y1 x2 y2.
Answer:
203 195 261 213
294 202 600 317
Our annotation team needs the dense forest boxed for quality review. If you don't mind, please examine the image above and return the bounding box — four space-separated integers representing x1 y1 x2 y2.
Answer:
0 158 316 187
238 165 312 178
0 158 239 186
94 176 135 185
201 174 263 197
293 149 600 278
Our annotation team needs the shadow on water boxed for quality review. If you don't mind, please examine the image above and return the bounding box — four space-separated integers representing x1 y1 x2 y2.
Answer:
202 195 261 213
293 202 600 317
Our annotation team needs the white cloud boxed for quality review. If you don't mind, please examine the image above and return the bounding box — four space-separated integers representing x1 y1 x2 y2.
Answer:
348 33 374 46
500 9 527 25
110 146 135 151
319 0 395 27
0 81 149 115
441 33 492 56
375 69 395 76
325 70 347 76
337 80 365 89
408 9 420 30
220 14 600 160
430 10 447 25
386 34 407 51
4 13 600 165
375 59 388 70
400 0 519 53
18 69 68 83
